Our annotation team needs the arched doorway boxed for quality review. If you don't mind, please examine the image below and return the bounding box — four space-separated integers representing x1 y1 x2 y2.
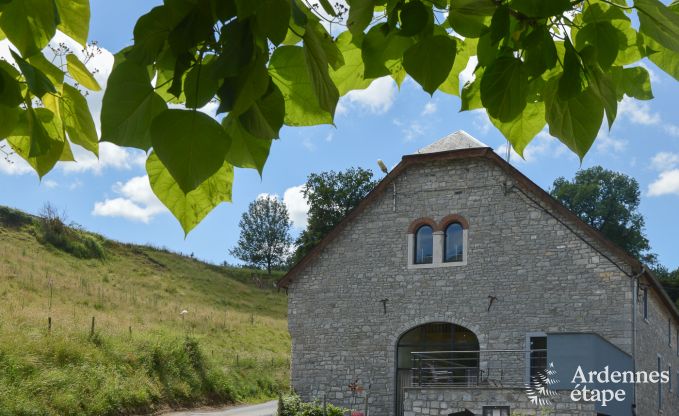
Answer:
396 322 480 415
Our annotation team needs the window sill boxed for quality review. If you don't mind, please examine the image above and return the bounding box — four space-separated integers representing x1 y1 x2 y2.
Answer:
408 260 467 270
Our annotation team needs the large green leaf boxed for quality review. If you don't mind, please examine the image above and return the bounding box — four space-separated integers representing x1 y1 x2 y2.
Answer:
11 51 57 98
55 0 90 46
480 56 528 122
403 35 457 95
347 0 376 36
27 53 65 89
61 84 98 156
448 0 495 38
618 66 654 100
438 37 476 96
509 0 572 17
523 26 558 76
575 21 622 69
586 65 618 128
184 57 219 109
66 54 101 91
147 152 234 235
8 108 67 177
254 0 290 45
303 22 341 116
128 6 180 64
490 102 546 157
0 61 23 107
362 23 413 80
223 116 273 175
544 80 604 159
557 39 586 100
330 32 373 96
101 60 167 150
239 81 285 141
269 46 332 126
150 109 230 194
400 1 431 37
0 104 20 139
636 0 679 53
646 37 679 81
460 69 484 111
0 0 57 57
217 55 270 116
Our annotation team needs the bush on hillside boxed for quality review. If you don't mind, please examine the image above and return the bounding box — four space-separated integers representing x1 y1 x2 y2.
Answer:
0 205 33 228
35 203 105 259
278 394 347 416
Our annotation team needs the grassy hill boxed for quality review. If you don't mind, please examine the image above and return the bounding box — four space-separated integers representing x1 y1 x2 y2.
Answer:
0 206 290 416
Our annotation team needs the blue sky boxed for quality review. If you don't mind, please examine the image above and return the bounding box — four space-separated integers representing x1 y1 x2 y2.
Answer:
1 1 678 269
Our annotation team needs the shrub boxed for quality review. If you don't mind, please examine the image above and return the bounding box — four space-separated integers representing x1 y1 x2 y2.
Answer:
278 394 347 416
35 203 105 259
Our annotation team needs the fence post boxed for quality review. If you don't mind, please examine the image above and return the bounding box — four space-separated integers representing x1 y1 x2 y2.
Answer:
48 316 51 333
90 316 95 337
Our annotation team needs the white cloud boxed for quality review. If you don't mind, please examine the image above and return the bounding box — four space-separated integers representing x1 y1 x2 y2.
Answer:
43 180 59 189
648 169 679 197
650 152 679 171
472 109 492 135
421 102 437 116
595 130 627 154
338 77 397 115
283 185 309 229
663 124 679 137
61 142 146 174
459 56 478 87
0 150 34 176
618 98 661 125
92 176 167 223
393 118 426 142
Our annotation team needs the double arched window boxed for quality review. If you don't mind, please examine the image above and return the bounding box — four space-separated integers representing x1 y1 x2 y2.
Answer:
409 215 468 268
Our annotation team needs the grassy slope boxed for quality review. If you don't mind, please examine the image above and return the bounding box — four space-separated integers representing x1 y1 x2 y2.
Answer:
0 206 290 416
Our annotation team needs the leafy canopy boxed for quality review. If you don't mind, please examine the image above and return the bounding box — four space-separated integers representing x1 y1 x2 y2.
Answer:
3 0 679 232
551 166 652 261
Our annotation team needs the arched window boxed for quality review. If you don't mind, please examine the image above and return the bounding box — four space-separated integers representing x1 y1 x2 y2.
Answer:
414 225 433 264
444 222 464 262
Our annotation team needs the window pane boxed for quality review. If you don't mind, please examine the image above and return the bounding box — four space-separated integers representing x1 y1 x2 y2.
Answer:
415 225 433 264
444 223 464 262
530 336 548 380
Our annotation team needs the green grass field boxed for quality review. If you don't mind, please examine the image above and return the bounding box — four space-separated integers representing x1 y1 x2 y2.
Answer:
0 206 290 415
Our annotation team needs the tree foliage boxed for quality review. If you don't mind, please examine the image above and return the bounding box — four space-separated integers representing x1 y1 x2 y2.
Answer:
230 195 293 274
551 166 652 262
3 0 679 232
293 167 377 263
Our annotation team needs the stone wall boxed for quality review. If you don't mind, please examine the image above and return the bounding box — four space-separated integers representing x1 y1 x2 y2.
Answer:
287 157 638 415
402 388 596 416
635 277 679 414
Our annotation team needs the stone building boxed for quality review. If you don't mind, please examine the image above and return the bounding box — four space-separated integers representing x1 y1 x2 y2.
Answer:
278 132 679 416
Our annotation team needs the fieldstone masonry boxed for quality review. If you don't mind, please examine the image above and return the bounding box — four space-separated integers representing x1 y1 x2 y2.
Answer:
285 136 679 416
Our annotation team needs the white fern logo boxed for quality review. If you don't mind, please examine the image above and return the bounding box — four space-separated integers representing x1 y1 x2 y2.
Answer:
525 362 560 406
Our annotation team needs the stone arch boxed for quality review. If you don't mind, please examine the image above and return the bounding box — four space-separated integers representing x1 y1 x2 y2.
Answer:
406 217 437 233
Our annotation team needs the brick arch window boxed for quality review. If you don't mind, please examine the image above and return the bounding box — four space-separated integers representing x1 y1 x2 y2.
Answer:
440 215 469 264
414 224 434 264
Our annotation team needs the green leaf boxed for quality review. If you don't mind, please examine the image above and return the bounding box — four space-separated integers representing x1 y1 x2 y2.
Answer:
147 152 234 235
461 69 484 111
489 6 510 45
128 6 178 64
575 22 622 69
523 26 558 76
586 65 618 128
319 0 337 16
303 24 341 117
239 81 285 141
448 0 495 38
54 0 89 45
403 35 457 95
0 104 20 139
184 57 219 109
306 21 344 70
27 52 65 89
218 54 270 116
254 0 290 45
544 80 604 159
0 0 57 57
223 116 273 175
61 84 98 156
619 66 653 100
101 60 167 150
8 108 66 177
438 37 476 96
347 0 376 36
558 39 585 100
646 37 679 81
269 46 332 126
400 1 431 37
636 0 679 53
11 50 57 98
509 0 572 17
0 61 23 107
330 32 373 95
490 102 546 157
362 23 414 79
480 57 528 122
151 109 230 194
66 54 101 91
